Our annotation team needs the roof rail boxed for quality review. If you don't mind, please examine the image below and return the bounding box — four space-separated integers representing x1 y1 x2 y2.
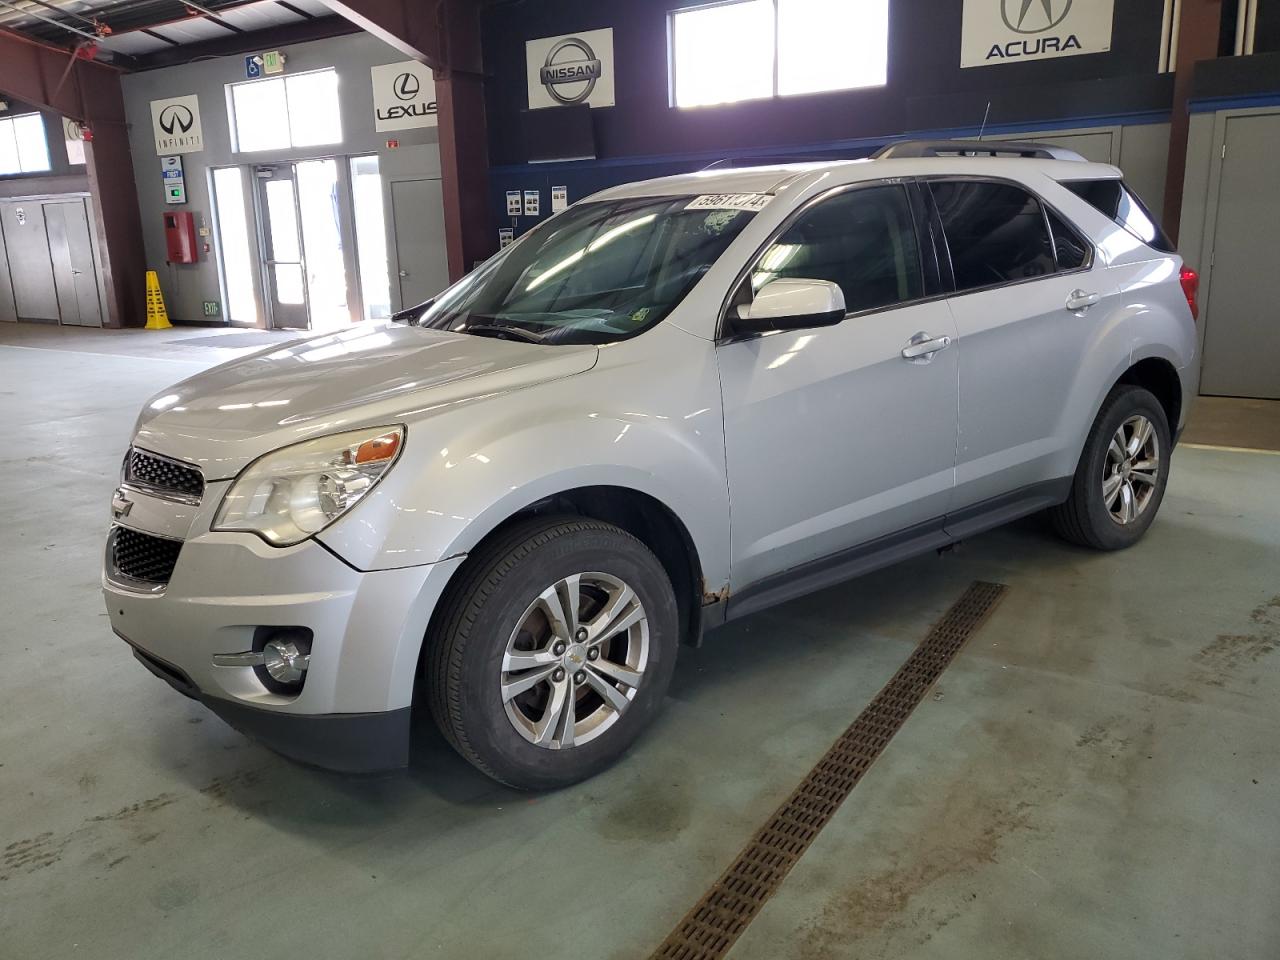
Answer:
871 139 1087 162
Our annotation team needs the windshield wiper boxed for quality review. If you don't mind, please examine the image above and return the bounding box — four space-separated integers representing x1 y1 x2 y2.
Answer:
462 323 547 344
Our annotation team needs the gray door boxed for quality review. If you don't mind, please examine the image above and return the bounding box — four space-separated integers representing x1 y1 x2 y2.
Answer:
0 219 16 322
390 178 449 308
1 200 59 321
44 199 103 327
1200 112 1280 399
254 164 310 330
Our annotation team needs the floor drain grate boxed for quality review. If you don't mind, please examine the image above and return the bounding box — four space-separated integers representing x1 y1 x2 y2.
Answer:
649 580 1008 960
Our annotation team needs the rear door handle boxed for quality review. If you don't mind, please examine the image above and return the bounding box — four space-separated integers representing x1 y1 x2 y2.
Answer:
1066 289 1101 311
901 332 952 362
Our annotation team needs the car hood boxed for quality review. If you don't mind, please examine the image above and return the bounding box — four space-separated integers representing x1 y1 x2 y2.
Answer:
133 324 599 479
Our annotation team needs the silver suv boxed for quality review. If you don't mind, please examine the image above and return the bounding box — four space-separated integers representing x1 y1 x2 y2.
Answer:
105 141 1199 788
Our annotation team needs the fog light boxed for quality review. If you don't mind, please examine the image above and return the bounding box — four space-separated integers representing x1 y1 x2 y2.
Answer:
263 638 310 685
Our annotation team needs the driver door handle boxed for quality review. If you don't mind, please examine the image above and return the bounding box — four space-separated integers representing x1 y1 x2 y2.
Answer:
1066 289 1101 311
901 332 952 361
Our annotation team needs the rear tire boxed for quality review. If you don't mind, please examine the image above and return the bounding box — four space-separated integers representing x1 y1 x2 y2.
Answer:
426 516 679 790
1050 384 1171 550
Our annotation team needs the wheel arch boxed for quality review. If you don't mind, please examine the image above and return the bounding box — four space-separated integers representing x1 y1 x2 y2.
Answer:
1117 356 1182 439
417 484 709 699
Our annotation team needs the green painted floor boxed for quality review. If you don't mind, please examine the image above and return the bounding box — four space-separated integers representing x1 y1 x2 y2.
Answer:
2 324 1277 959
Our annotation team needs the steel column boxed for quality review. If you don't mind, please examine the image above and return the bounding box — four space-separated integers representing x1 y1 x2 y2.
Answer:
0 28 146 327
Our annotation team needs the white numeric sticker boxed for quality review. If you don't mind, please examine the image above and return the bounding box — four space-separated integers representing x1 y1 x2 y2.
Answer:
685 193 773 212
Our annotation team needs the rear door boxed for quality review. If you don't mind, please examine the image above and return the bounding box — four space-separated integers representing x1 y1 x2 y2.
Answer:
718 182 959 592
928 178 1100 515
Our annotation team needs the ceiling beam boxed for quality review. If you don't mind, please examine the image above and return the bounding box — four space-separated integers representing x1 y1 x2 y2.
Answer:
311 0 490 280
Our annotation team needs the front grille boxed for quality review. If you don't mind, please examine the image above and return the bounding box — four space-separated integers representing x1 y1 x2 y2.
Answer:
125 448 204 501
110 527 183 585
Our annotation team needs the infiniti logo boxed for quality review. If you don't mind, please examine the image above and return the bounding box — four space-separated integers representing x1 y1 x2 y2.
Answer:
393 72 420 101
539 37 601 105
1001 0 1073 34
158 104 194 136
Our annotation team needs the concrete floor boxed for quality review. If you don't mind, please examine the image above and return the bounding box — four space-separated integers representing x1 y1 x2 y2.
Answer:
2 324 1278 960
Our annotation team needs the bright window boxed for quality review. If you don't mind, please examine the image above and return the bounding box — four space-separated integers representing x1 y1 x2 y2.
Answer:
210 166 259 324
669 0 889 108
229 69 342 152
0 113 52 175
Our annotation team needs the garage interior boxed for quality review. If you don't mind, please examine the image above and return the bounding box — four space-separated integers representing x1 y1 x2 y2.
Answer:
2 1 1279 958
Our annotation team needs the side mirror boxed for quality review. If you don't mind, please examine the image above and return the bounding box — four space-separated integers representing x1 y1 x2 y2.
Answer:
733 279 846 334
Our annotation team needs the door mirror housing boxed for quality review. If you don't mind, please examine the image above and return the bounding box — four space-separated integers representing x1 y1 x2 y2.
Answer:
733 279 846 334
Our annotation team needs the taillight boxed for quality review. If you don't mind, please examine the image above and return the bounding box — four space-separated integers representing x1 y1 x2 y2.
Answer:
1179 266 1199 321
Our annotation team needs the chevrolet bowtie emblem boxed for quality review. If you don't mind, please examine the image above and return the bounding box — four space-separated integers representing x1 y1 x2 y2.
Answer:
111 487 133 519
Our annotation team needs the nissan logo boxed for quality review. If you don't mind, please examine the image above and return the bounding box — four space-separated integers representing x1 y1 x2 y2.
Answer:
1001 0 1073 34
393 72 420 101
539 37 601 105
158 104 195 135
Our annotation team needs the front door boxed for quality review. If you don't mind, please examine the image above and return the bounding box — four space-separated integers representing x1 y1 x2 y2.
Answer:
718 183 959 592
255 164 309 329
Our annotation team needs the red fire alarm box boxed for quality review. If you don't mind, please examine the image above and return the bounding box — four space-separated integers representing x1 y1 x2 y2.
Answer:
164 211 198 264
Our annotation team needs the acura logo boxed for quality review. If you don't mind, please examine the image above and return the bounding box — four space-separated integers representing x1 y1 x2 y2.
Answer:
539 37 601 105
1001 0 1073 34
393 72 420 101
158 104 195 135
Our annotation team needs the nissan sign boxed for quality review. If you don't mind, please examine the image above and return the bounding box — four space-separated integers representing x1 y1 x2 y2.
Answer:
371 61 438 132
526 28 615 110
961 0 1113 68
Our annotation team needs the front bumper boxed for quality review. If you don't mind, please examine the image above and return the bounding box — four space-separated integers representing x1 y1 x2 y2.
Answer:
105 517 463 773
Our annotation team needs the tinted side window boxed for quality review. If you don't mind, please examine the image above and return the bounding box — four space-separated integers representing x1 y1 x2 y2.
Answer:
930 181 1056 291
1047 209 1089 270
1064 179 1174 253
751 184 923 313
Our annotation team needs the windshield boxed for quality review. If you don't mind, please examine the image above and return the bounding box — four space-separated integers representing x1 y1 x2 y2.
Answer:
414 196 760 345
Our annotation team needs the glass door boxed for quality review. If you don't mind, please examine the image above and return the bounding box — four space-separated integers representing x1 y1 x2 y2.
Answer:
349 155 391 321
295 158 351 332
254 164 309 329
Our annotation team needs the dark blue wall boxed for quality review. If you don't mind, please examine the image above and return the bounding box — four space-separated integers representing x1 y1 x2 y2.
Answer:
482 0 1174 241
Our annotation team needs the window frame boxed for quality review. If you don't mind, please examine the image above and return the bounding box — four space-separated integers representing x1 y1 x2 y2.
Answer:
0 112 52 176
227 67 343 154
920 175 1096 299
667 0 888 109
716 179 941 342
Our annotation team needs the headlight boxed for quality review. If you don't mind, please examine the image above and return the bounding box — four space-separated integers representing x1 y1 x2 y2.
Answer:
213 426 404 546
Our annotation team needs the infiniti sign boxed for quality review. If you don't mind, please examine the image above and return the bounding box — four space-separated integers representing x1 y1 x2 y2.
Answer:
149 94 204 155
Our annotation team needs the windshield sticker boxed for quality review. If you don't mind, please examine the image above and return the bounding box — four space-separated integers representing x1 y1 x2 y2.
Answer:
685 193 773 212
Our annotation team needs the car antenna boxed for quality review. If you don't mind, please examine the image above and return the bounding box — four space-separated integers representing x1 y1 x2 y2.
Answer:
977 101 992 142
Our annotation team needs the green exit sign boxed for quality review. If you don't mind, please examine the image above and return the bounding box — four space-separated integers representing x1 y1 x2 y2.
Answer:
202 301 220 317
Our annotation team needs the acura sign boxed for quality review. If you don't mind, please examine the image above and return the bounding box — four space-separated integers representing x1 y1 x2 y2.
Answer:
961 0 1113 67
526 28 615 110
149 94 203 155
371 60 438 131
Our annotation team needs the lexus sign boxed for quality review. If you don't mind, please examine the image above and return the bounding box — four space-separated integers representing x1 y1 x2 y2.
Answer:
961 0 1114 68
371 60 438 131
149 94 203 155
526 28 615 110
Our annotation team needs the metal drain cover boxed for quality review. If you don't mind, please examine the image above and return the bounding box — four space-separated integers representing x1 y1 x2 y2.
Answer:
650 580 1008 960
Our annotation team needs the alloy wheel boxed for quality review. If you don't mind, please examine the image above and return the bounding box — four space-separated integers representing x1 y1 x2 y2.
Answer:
500 572 649 750
1102 414 1160 525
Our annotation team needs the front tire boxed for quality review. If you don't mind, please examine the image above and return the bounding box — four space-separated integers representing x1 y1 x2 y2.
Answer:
1051 384 1171 550
426 516 679 789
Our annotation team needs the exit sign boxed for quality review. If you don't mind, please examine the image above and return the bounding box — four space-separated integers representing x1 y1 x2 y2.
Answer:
202 301 220 317
262 50 285 74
